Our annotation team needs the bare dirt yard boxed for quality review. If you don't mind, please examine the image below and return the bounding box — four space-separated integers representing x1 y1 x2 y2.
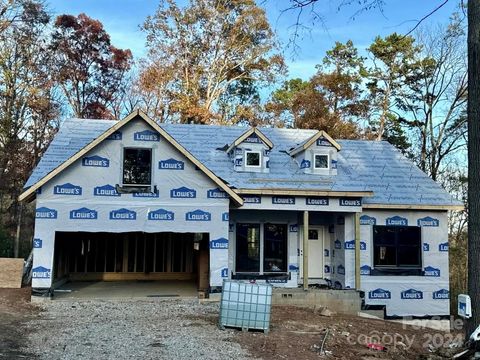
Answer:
0 290 467 360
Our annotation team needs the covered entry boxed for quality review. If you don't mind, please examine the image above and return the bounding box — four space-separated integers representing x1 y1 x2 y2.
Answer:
53 231 210 292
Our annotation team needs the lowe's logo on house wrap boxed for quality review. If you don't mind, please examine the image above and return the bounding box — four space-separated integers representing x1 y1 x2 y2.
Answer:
439 242 449 252
272 197 295 205
324 249 329 257
360 265 371 275
70 207 97 220
417 216 439 227
339 198 362 207
337 265 345 275
106 131 122 140
300 159 311 169
386 216 408 226
433 289 449 300
82 155 109 167
159 158 184 170
344 240 367 250
324 265 330 273
306 197 329 206
94 185 120 197
331 159 338 169
221 268 229 277
207 188 228 199
210 237 228 249
423 243 430 251
222 212 229 221
134 130 159 142
401 288 423 300
234 158 242 166
148 209 174 221
289 264 299 272
53 183 82 196
359 215 376 226
35 207 57 219
368 288 391 299
133 191 159 198
33 238 42 248
110 208 136 220
186 209 211 221
170 186 196 198
243 195 261 204
289 224 298 232
334 239 341 249
32 266 51 279
424 266 441 277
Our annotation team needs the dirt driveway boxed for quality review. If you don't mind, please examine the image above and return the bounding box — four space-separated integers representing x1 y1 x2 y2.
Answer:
0 288 38 359
0 289 467 359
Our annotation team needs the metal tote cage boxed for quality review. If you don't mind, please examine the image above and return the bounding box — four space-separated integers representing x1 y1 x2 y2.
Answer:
219 280 273 333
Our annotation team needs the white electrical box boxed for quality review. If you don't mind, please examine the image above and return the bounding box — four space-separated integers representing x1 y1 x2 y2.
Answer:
458 294 472 318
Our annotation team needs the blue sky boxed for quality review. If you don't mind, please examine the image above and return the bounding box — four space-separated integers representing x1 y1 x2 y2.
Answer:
46 0 459 80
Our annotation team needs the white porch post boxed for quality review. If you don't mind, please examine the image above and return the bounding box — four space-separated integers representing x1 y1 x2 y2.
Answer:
303 210 309 291
355 212 361 289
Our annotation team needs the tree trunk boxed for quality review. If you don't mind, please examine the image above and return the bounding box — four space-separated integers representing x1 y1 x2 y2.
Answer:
467 0 480 338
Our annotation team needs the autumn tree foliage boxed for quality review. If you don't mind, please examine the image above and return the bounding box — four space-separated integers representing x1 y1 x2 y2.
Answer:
266 41 367 139
0 0 59 256
140 0 284 124
50 13 133 119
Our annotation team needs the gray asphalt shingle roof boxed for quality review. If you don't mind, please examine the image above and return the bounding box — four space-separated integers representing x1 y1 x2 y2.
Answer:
24 118 460 207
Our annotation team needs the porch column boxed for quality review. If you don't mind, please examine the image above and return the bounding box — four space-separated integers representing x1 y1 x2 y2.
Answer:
303 210 309 291
355 213 361 289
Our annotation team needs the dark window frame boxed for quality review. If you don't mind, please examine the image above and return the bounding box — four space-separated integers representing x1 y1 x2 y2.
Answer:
313 153 329 169
263 223 288 273
122 147 152 186
372 225 422 276
245 150 261 168
235 223 261 273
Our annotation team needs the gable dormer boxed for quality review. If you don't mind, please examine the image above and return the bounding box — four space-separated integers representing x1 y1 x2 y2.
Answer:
226 128 273 173
289 130 340 176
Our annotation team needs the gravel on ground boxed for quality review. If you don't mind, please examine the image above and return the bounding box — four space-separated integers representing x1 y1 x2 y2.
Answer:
24 298 256 360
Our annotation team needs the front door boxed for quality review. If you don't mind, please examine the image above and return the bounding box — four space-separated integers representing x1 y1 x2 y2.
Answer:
307 227 324 278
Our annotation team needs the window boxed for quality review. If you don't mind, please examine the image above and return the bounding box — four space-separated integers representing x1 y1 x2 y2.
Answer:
373 226 421 271
245 151 261 167
123 148 152 186
264 224 287 272
236 223 260 272
314 154 329 169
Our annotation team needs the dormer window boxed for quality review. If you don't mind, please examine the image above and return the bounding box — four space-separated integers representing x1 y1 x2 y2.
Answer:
245 151 261 168
314 153 329 170
227 127 273 174
289 130 340 176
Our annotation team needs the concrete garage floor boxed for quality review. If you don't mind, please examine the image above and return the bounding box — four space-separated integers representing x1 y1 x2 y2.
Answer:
53 280 198 299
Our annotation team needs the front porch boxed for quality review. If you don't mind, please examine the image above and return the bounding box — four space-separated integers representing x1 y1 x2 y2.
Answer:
228 208 362 291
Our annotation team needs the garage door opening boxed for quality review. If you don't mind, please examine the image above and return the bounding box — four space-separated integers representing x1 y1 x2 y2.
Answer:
53 231 210 294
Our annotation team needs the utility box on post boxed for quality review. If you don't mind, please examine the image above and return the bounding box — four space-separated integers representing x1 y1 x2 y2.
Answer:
458 294 472 319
